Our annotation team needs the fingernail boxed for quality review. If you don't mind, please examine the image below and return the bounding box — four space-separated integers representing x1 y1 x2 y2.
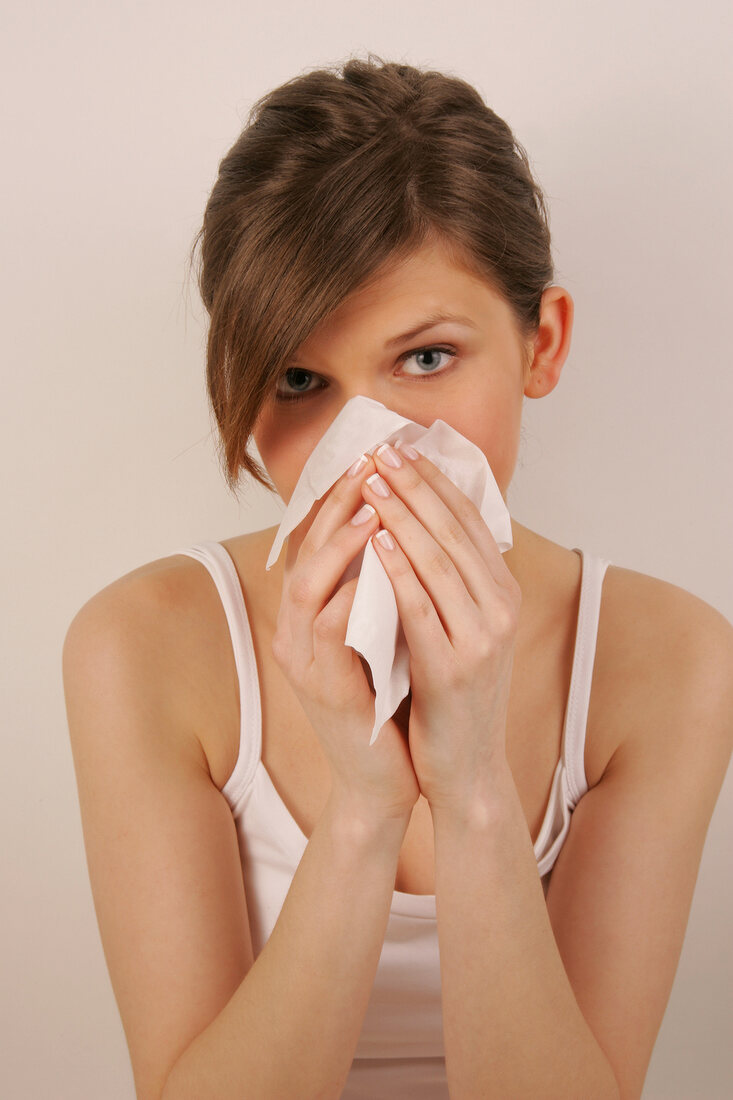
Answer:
375 529 395 550
347 454 368 478
366 473 390 498
376 443 402 468
351 503 376 526
394 439 419 460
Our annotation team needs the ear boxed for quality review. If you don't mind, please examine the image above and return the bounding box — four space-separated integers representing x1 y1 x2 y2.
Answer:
523 286 574 398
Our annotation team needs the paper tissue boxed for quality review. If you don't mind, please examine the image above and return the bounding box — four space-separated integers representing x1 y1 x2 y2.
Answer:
266 396 513 744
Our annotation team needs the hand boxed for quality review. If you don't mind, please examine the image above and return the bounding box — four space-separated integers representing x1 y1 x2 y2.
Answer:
363 441 522 815
271 454 421 825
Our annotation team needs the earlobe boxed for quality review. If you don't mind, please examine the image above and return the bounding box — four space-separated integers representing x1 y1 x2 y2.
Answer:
524 286 574 398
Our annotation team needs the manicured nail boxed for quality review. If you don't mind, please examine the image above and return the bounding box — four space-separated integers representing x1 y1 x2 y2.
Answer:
376 443 402 468
366 473 390 498
375 529 395 550
347 454 368 478
351 503 376 526
394 439 419 460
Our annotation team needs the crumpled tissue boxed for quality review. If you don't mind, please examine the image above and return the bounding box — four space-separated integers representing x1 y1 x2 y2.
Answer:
265 395 513 744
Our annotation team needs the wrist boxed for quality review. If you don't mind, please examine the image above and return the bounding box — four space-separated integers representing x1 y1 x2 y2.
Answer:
325 786 413 850
428 757 518 832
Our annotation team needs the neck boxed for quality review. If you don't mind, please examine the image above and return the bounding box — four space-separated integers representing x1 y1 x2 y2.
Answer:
502 518 538 589
502 518 566 653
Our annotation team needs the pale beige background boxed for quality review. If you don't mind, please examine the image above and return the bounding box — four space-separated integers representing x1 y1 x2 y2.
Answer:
2 1 731 1097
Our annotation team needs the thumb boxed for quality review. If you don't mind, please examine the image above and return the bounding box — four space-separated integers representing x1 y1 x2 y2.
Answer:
283 496 327 579
317 575 359 637
318 577 375 693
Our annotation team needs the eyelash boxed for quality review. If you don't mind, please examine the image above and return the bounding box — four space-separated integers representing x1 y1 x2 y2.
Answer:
272 345 458 405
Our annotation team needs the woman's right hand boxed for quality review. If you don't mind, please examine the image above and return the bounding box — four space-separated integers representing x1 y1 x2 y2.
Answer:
271 454 420 825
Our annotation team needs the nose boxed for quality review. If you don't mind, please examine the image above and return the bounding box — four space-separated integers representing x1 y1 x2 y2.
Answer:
329 391 432 434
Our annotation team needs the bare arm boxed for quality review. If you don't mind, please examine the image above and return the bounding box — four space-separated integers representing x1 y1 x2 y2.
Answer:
432 766 621 1099
63 582 409 1100
164 792 407 1100
431 590 733 1100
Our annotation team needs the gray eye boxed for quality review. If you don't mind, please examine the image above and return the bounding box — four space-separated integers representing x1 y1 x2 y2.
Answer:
276 368 317 396
401 348 453 376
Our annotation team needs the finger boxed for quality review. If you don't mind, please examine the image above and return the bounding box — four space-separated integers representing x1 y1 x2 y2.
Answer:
285 452 377 577
393 441 510 587
370 527 453 680
363 454 488 639
286 500 380 672
368 444 513 619
310 577 375 705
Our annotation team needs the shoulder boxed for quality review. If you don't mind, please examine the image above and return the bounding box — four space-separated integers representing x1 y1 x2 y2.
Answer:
599 563 733 695
64 547 224 661
544 562 733 1098
595 562 733 773
62 542 252 775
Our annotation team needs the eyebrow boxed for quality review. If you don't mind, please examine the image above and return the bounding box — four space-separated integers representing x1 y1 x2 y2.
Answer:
289 311 479 371
383 312 478 348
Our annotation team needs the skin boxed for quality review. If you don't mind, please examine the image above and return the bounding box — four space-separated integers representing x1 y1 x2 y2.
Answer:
63 236 732 1100
251 235 574 641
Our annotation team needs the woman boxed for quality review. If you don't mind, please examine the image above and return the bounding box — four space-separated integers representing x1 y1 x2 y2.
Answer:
62 56 733 1100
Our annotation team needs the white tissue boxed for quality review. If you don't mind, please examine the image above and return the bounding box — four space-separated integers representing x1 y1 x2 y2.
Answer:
265 395 513 745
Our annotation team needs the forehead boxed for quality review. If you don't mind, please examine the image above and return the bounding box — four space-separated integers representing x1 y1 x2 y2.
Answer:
357 237 487 297
304 239 505 343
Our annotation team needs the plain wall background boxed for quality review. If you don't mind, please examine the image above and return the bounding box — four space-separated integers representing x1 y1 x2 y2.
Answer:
3 1 731 1096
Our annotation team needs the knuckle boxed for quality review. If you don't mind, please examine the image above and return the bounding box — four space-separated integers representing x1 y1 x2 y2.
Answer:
458 499 481 531
428 547 453 578
441 516 465 550
288 571 314 609
402 464 423 490
409 594 435 623
494 597 520 638
384 553 409 581
472 630 497 661
460 600 520 665
270 630 290 666
313 610 337 641
419 462 440 489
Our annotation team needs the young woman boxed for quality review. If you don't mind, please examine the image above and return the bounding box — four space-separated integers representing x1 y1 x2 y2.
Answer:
62 56 733 1100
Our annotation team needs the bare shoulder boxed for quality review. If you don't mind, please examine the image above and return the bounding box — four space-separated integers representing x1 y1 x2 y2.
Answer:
62 546 258 1099
65 544 230 667
592 562 733 776
544 562 733 1100
63 540 257 778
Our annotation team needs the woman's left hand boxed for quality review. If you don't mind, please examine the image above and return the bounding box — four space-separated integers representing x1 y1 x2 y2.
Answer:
362 440 522 816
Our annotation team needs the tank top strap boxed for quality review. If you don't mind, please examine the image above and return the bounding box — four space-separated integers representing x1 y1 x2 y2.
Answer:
563 549 612 806
172 542 262 806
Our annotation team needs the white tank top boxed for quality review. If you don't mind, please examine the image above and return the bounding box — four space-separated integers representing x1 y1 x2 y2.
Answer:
174 539 610 1098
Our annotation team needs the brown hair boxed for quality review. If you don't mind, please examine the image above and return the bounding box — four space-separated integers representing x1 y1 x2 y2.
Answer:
188 53 554 495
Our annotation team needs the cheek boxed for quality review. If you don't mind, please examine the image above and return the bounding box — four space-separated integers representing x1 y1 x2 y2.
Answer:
435 395 521 494
252 411 324 502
